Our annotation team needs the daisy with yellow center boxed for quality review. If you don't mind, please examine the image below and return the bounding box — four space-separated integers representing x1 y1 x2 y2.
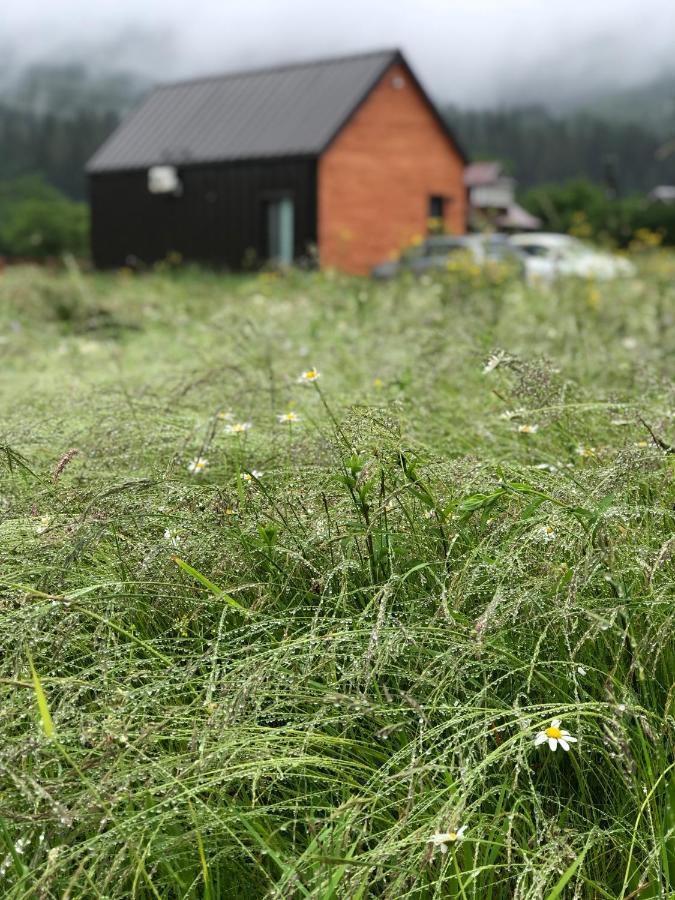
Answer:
576 445 596 457
428 825 467 855
537 524 556 542
277 411 300 424
216 410 233 421
298 368 320 383
241 469 263 483
534 718 577 752
518 424 539 434
226 422 252 435
188 457 209 474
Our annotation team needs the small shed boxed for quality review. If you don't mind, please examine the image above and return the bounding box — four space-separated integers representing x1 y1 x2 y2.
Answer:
465 161 541 232
86 49 467 274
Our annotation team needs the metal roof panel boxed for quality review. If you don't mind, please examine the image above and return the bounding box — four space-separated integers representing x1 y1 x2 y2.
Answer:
87 49 399 172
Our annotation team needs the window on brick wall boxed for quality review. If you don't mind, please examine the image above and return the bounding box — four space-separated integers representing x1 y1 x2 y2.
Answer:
428 195 449 234
428 195 446 219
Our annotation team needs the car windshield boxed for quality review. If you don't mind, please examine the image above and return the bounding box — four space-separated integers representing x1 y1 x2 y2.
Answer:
517 244 551 257
421 239 469 257
517 237 593 258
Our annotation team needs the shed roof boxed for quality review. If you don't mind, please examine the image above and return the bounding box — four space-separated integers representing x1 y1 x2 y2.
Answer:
464 161 503 188
88 48 464 173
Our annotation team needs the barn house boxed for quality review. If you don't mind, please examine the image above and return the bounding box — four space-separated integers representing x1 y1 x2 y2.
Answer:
87 49 468 274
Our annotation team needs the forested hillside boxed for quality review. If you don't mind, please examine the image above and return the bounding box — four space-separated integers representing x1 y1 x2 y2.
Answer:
1 62 674 202
0 63 146 200
445 105 675 193
0 61 674 257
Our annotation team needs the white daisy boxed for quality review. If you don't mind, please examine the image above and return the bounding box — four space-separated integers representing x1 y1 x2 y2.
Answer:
241 469 263 483
277 411 301 423
188 457 209 474
576 445 596 457
536 524 556 542
226 422 252 435
518 424 539 435
428 826 467 855
297 368 320 383
534 718 577 752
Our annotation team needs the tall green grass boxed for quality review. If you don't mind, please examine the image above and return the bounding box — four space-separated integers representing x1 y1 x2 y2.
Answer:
0 258 674 898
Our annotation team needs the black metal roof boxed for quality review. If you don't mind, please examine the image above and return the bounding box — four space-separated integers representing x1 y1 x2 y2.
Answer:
87 49 465 173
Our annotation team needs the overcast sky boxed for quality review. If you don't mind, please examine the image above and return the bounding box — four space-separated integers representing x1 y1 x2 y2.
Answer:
4 0 675 107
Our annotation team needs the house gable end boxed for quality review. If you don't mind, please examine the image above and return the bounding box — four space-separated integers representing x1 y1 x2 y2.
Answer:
319 52 468 165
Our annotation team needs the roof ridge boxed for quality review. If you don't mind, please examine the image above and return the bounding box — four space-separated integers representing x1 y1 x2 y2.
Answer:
153 47 400 92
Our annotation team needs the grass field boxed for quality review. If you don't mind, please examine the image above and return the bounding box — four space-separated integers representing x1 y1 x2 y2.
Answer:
1 256 674 898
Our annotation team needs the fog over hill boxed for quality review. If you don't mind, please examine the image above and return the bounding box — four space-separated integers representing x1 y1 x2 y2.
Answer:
1 0 674 199
3 0 675 114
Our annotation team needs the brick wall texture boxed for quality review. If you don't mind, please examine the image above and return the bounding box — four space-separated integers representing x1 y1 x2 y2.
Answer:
318 62 467 275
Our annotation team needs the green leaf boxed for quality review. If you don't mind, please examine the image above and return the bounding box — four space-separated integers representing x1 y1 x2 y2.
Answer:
172 556 249 614
26 647 55 739
545 836 590 899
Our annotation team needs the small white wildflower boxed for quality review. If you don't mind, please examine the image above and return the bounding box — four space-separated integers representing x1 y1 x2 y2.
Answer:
13 837 28 855
428 826 467 855
518 424 539 435
536 524 556 542
618 703 627 713
277 411 301 424
241 470 264 484
534 718 577 752
500 408 523 420
622 337 638 351
576 445 596 458
297 368 320 383
533 462 558 472
164 529 181 548
188 457 209 474
216 410 233 421
226 421 252 435
483 351 505 374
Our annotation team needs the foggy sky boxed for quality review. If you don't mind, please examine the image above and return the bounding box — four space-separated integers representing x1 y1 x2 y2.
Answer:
4 0 675 108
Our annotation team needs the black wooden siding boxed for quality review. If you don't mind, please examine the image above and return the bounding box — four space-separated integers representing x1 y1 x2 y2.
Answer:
89 157 317 269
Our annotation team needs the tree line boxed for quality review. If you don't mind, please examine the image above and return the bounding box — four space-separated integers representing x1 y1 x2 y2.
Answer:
1 78 675 257
445 105 675 194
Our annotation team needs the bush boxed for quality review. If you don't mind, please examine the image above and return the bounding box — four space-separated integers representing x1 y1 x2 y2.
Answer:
0 175 88 258
522 177 675 247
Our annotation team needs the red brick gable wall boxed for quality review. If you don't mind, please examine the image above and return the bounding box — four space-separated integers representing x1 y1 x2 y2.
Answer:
317 62 467 275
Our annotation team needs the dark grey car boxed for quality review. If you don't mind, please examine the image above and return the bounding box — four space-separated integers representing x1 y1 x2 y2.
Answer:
371 234 520 279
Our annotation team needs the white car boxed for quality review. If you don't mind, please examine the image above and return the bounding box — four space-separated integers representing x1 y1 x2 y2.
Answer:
507 233 636 282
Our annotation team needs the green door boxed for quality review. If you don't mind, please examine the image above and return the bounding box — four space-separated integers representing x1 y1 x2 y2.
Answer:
266 197 294 266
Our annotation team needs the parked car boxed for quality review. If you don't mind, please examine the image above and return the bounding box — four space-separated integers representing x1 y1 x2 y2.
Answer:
507 233 636 282
371 234 520 279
